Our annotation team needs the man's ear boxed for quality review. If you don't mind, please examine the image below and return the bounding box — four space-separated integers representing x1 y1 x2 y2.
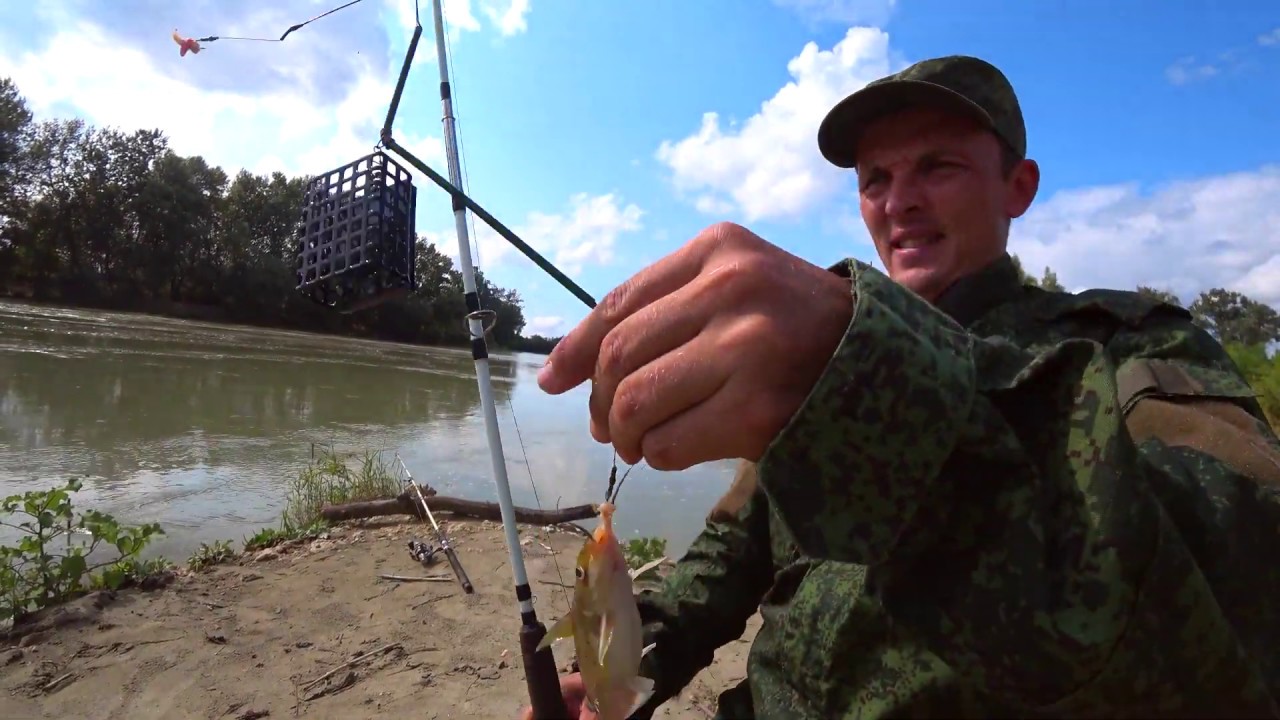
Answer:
1006 158 1040 220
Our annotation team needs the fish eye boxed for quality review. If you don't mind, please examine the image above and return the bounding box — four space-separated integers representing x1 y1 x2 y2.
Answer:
574 566 585 580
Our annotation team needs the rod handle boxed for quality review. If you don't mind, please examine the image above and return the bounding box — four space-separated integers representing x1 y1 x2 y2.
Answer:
443 545 473 594
520 621 571 720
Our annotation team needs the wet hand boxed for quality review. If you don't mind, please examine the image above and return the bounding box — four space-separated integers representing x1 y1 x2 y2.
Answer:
516 672 598 720
537 222 854 471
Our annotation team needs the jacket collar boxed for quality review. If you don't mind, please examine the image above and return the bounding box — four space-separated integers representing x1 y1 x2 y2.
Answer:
933 252 1025 328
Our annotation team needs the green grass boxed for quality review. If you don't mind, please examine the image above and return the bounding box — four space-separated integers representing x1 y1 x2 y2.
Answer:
623 536 668 571
280 446 402 533
3 449 678 624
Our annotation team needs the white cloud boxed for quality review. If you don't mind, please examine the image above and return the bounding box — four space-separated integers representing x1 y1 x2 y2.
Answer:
480 0 532 37
1010 165 1280 307
526 315 565 335
388 0 528 37
386 0 479 34
1165 56 1219 85
0 15 443 182
439 192 644 276
1258 27 1280 47
772 0 897 27
655 27 898 222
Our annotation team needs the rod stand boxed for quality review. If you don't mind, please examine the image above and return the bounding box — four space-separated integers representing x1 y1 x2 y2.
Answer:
379 26 596 311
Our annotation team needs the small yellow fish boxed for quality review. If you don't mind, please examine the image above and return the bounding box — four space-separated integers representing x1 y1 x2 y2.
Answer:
538 501 655 720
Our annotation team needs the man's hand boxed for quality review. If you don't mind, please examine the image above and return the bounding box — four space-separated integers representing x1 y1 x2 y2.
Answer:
516 672 597 720
538 222 854 471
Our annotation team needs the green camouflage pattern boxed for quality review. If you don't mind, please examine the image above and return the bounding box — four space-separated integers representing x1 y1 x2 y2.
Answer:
818 55 1027 169
631 253 1280 719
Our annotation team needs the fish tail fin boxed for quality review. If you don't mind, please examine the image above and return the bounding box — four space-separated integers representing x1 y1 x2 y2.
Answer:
623 676 656 718
536 613 575 653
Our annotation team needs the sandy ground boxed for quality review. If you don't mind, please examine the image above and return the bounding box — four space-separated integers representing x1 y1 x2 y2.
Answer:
0 517 758 720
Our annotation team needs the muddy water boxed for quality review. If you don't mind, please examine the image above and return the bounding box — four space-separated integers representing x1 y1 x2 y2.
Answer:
0 299 734 562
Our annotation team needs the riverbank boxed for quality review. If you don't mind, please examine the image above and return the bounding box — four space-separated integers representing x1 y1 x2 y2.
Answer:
0 516 755 719
0 291 561 356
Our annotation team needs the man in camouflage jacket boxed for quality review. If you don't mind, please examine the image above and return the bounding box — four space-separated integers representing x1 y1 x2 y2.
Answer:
527 55 1280 719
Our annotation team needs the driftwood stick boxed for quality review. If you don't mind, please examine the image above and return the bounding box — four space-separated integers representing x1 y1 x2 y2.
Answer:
377 574 452 583
629 556 668 581
302 642 402 690
43 672 74 692
320 486 597 526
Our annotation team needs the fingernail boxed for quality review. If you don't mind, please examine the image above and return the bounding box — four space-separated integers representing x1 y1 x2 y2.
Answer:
536 360 553 387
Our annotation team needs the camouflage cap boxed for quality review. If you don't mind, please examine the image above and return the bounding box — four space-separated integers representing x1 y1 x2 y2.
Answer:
817 55 1026 169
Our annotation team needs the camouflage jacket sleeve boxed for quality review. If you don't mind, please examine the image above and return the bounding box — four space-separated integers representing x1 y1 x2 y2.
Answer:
754 259 1280 716
629 471 775 719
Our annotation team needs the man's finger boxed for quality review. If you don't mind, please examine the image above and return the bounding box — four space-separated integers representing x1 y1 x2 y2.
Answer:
587 279 715 441
608 336 728 465
537 235 716 395
639 376 762 470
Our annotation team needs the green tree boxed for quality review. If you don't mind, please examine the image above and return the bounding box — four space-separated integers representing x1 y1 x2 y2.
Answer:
1009 253 1037 286
1224 343 1280 430
1188 288 1280 347
0 78 34 286
0 74 548 353
0 77 32 203
1038 266 1064 292
1009 255 1064 292
1136 285 1182 307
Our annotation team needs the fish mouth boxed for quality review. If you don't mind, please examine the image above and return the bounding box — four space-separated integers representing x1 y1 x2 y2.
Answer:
592 501 618 544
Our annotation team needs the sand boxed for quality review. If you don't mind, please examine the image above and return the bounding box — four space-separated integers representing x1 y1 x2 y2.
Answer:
0 517 758 720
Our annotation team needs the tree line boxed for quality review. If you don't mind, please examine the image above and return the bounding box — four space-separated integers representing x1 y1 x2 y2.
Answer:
0 77 561 355
0 76 1275 424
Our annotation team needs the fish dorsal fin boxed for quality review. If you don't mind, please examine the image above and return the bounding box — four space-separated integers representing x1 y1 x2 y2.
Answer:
624 676 657 718
536 613 575 653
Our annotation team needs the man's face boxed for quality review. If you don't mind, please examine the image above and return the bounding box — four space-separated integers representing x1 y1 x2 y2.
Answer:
855 106 1039 303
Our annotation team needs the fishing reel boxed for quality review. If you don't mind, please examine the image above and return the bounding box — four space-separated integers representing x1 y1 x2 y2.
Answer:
407 538 440 566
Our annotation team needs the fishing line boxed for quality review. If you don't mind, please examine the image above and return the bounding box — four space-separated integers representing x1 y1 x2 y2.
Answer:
607 460 642 506
505 398 573 613
189 0 369 45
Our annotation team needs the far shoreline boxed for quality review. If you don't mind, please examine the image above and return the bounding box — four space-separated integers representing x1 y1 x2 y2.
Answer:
0 294 561 357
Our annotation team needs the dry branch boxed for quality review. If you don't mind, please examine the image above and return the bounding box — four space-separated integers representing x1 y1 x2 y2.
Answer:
319 484 597 528
303 642 402 690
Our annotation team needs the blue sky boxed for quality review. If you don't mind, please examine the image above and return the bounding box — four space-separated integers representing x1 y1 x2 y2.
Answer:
2 0 1278 337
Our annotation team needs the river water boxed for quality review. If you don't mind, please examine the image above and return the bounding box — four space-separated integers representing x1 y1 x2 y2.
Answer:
0 299 735 563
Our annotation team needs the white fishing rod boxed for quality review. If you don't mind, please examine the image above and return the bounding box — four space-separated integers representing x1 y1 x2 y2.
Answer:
283 0 592 709
372 0 596 713
422 0 573 715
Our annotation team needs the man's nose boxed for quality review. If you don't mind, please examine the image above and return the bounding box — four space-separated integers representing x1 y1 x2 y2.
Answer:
883 175 924 219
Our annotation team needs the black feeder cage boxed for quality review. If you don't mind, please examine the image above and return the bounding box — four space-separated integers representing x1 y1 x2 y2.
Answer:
295 151 418 313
